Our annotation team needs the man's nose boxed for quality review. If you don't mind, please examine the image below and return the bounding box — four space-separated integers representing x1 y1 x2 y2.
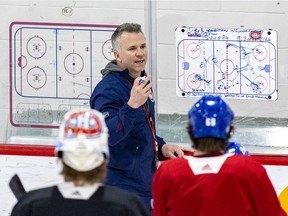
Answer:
136 48 144 56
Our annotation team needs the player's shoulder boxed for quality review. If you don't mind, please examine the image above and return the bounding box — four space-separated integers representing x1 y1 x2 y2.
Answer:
160 157 188 166
227 153 258 162
22 186 57 201
157 157 190 175
225 154 264 171
101 185 142 201
13 185 57 211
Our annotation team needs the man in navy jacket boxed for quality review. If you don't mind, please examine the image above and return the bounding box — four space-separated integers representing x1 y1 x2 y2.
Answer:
90 23 190 212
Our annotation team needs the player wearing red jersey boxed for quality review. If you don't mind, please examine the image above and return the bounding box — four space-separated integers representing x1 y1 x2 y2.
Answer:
152 95 286 216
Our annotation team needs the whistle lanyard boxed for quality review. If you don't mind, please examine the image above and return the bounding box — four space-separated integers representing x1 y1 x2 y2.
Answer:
125 78 159 166
143 104 158 155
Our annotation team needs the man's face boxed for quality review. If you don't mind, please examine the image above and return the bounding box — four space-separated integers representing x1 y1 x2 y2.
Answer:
114 32 148 76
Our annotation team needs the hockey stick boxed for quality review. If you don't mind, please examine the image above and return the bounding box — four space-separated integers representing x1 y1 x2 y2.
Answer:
9 174 26 200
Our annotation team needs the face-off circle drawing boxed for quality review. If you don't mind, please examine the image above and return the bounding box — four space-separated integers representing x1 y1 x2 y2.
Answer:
102 39 114 61
186 42 201 59
26 36 47 59
187 73 202 90
64 52 84 75
26 66 47 90
253 44 267 61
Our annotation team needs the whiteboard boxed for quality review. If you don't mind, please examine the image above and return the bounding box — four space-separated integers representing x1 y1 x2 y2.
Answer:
175 27 277 100
10 22 117 128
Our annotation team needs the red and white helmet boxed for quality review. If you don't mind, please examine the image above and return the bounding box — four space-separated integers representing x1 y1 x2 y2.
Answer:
56 108 109 172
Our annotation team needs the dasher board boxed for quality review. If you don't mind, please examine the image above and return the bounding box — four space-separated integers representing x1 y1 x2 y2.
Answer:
175 27 277 100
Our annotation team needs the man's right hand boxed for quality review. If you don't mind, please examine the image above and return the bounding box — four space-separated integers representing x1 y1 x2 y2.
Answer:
128 75 152 109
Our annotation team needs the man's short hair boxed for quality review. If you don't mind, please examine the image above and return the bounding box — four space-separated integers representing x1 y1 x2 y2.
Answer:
111 23 143 52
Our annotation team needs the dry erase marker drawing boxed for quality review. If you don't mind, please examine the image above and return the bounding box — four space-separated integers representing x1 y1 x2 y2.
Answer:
176 27 277 100
10 22 117 128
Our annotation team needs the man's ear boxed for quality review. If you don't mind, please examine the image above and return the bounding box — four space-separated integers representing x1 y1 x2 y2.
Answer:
114 51 122 63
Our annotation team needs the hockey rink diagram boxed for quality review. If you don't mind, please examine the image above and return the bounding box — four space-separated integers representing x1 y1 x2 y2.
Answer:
176 27 277 100
9 22 117 128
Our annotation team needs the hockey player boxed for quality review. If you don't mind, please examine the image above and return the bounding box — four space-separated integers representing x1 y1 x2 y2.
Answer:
11 108 149 216
152 95 286 216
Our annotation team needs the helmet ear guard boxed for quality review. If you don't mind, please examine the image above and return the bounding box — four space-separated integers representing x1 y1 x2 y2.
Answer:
188 95 234 139
55 108 109 172
55 141 64 158
57 149 63 158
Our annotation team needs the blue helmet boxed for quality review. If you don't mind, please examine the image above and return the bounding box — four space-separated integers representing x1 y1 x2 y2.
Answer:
188 95 234 139
226 141 250 155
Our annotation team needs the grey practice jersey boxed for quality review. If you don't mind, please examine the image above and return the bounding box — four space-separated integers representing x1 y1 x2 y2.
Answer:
11 185 149 216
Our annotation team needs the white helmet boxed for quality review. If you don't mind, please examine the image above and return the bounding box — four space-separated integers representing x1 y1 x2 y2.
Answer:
56 108 109 172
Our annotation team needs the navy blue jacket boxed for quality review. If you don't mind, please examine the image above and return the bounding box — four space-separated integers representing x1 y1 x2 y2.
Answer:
90 69 165 203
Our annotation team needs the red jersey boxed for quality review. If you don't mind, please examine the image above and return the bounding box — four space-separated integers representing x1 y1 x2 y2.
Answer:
152 153 286 216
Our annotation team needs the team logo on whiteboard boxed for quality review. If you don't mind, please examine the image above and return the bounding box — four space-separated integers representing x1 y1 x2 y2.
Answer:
249 31 262 40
